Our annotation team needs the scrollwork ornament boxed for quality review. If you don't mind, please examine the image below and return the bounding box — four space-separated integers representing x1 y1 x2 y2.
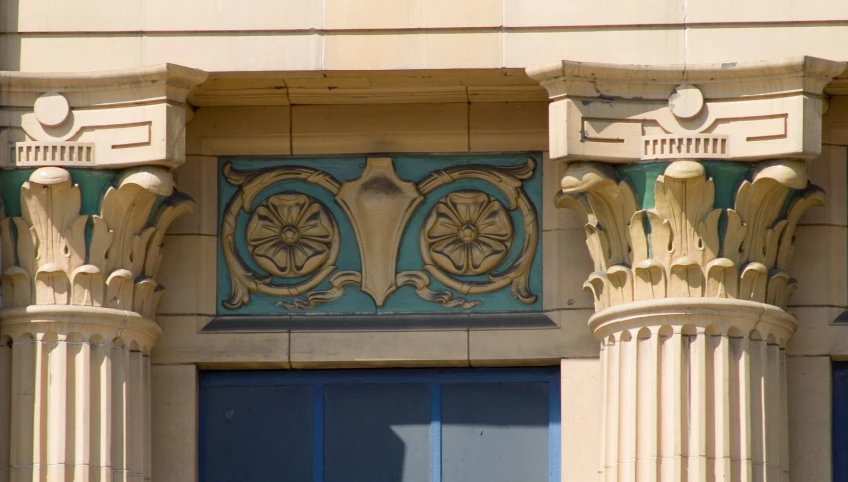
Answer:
416 157 539 304
220 163 342 309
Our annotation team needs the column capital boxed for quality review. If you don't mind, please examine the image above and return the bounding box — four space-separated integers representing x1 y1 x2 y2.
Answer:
0 63 208 169
557 159 823 342
527 56 846 162
0 165 192 347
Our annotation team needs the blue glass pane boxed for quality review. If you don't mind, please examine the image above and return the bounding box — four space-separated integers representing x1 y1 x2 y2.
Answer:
202 385 313 482
834 362 848 480
324 383 431 482
441 382 550 482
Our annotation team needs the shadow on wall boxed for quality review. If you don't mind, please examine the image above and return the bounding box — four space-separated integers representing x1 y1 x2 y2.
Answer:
0 0 20 70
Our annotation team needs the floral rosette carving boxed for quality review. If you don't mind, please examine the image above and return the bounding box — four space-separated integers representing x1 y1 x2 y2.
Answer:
417 158 539 304
423 191 513 276
246 193 337 278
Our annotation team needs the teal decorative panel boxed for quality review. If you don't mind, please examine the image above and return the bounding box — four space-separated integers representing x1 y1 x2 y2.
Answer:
216 154 543 324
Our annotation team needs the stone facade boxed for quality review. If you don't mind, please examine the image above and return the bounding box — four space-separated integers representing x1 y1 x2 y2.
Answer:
2 2 848 482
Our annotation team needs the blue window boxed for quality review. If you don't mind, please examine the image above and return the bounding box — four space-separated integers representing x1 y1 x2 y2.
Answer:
200 368 561 482
834 362 848 479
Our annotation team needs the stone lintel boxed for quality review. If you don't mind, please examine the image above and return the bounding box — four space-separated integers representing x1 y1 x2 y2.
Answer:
0 63 208 169
527 56 846 162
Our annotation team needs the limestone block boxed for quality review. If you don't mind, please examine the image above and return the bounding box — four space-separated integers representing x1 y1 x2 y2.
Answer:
7 35 143 72
541 153 569 231
171 156 218 236
787 356 832 482
156 234 217 316
324 0 502 29
151 316 291 367
542 229 595 311
505 0 683 27
560 358 602 482
324 31 502 70
505 29 684 70
186 106 291 157
790 225 847 308
144 0 322 31
687 1 848 26
10 0 142 32
803 145 848 226
143 33 322 72
151 365 198 482
787 307 848 356
292 104 468 154
469 102 548 152
685 26 848 65
823 97 848 146
468 310 598 365
290 329 469 368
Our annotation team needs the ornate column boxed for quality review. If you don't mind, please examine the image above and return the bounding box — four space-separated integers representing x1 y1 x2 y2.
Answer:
527 57 846 482
0 65 207 482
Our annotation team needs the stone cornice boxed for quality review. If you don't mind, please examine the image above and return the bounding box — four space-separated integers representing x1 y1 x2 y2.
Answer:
527 56 846 162
0 63 208 169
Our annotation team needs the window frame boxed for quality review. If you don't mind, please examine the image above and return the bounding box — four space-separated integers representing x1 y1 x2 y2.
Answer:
199 367 562 482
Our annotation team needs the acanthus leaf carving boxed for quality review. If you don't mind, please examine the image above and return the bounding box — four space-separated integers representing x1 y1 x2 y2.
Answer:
0 166 193 320
558 159 823 311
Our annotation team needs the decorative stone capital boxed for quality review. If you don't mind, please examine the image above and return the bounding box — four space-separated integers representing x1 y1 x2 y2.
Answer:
558 159 822 326
0 165 193 347
527 56 846 162
0 64 208 169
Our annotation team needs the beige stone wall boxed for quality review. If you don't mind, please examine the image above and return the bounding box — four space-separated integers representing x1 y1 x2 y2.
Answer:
3 0 848 72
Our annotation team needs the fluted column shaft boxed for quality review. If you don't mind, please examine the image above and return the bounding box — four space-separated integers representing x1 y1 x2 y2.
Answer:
0 315 156 482
0 166 193 482
592 300 793 482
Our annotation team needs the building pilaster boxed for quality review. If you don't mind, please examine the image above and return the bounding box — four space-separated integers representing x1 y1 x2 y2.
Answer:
528 57 846 482
0 64 207 482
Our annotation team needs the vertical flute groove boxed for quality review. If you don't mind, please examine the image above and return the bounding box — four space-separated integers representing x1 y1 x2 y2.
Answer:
0 337 11 482
620 332 636 482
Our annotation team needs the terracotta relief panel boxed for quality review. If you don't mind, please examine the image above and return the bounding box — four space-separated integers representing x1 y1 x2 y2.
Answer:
215 154 544 329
